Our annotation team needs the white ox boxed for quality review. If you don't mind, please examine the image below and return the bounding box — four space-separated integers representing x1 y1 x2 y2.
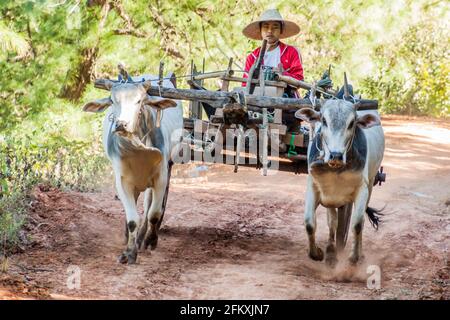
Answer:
295 99 385 266
83 75 183 264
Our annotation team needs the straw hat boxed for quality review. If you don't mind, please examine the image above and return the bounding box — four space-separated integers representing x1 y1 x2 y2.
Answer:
242 9 300 40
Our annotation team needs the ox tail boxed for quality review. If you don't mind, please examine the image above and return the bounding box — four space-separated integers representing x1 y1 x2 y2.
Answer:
366 206 384 230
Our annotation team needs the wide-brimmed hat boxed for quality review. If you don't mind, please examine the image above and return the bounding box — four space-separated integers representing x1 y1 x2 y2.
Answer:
242 9 300 40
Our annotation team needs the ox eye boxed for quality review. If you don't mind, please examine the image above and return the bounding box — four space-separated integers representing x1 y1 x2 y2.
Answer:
348 120 355 129
322 118 327 127
137 99 142 104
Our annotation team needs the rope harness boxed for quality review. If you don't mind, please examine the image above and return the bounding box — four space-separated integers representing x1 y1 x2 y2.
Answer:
314 110 357 161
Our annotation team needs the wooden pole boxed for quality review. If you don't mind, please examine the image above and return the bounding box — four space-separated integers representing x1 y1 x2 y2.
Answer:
189 61 203 119
158 61 164 86
275 74 337 96
156 61 164 127
221 76 287 88
192 71 231 81
247 39 267 94
141 85 379 111
92 79 378 110
221 58 234 91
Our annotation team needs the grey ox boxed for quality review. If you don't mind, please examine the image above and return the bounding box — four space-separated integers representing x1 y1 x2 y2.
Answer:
83 75 183 264
295 99 385 266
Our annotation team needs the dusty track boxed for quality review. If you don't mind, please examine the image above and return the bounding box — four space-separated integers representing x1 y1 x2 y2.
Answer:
1 117 449 300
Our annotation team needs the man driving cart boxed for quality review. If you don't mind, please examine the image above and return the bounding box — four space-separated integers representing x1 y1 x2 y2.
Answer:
242 9 304 98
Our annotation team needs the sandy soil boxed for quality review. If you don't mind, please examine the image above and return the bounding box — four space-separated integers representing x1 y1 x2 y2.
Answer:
1 116 449 300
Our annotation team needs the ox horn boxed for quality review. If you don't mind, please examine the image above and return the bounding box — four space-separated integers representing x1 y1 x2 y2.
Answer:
318 98 325 110
94 79 115 91
117 63 130 82
142 79 153 91
353 101 362 110
296 103 315 109
343 72 350 99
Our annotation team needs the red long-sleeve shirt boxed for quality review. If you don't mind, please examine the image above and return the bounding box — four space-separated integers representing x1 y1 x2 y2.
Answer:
243 41 304 84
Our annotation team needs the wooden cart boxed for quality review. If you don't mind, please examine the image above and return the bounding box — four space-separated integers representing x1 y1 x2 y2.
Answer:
94 41 380 250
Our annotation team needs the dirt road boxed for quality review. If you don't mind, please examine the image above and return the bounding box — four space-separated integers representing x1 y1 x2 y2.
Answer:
1 117 449 300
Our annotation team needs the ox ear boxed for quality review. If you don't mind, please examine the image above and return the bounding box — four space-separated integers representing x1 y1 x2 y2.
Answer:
294 108 320 123
143 96 177 109
356 113 381 129
82 97 113 113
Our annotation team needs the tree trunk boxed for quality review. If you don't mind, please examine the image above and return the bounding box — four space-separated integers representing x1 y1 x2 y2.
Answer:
59 47 99 101
59 0 110 101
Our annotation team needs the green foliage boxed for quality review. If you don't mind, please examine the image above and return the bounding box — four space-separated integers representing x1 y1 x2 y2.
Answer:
362 19 449 116
0 101 108 251
2 0 448 121
0 114 108 250
0 192 26 252
0 0 448 250
0 132 107 197
0 21 30 56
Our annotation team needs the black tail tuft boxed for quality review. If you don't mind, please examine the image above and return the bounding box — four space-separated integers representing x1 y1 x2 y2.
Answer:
366 206 384 230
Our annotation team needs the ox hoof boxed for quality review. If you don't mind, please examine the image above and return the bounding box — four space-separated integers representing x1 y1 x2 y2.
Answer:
348 253 365 266
118 249 137 264
137 230 147 251
325 245 338 267
144 234 158 250
309 247 324 261
150 238 158 250
137 219 149 250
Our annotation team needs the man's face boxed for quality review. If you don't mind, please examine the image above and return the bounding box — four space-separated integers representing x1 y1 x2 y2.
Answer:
260 21 281 44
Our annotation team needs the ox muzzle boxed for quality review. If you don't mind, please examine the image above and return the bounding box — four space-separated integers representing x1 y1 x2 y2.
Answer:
327 151 345 168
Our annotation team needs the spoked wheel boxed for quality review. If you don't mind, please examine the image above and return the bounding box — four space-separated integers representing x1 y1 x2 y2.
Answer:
336 203 353 252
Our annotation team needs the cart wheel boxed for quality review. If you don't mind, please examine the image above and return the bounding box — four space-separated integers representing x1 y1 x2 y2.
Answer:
336 203 353 252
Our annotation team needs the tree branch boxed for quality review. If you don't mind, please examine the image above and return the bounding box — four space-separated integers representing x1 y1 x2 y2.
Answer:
149 5 185 62
26 20 36 59
110 0 147 38
112 28 146 37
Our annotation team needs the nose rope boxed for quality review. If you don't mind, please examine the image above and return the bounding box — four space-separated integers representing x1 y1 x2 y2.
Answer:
158 84 162 98
107 104 147 133
344 124 357 155
108 113 116 135
108 112 116 123
315 129 323 154
316 118 357 159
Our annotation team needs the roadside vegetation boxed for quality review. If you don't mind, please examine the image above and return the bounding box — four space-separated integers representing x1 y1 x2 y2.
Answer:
0 0 448 253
